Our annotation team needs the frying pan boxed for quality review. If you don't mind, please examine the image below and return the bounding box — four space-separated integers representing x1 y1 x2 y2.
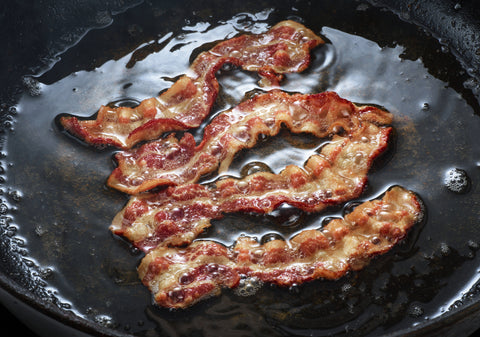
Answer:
1 0 480 336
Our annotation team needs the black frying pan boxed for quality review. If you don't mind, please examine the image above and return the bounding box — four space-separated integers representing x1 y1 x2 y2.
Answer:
1 0 480 336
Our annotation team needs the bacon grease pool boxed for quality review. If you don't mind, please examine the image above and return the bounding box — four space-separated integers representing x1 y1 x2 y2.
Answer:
3 1 480 336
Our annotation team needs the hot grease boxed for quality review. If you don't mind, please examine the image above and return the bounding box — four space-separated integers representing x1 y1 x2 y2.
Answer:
5 2 480 337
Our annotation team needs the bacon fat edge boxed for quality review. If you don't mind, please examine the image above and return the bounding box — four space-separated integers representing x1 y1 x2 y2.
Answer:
138 186 423 309
107 90 393 194
59 21 323 149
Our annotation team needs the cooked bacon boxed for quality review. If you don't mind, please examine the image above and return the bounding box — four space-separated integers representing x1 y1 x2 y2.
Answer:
137 186 423 308
59 21 323 149
107 90 393 194
111 121 392 252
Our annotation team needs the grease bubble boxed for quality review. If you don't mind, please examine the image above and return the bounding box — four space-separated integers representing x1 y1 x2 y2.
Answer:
444 168 471 194
234 277 263 297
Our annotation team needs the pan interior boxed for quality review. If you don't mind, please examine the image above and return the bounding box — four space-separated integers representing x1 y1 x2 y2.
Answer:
2 1 480 336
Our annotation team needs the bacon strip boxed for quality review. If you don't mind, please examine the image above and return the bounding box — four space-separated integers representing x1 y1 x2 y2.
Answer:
59 21 323 149
111 122 392 252
107 91 393 194
138 186 423 308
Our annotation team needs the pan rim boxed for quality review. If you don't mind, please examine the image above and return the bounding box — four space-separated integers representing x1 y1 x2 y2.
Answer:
0 272 132 337
2 267 480 337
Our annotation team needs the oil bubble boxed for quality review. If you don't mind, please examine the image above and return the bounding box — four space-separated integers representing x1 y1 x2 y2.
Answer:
268 204 305 228
241 161 272 176
288 283 300 294
94 314 115 328
448 300 464 311
463 77 480 96
260 232 284 244
408 304 424 318
343 201 363 216
444 168 471 194
0 203 8 215
234 277 263 297
95 11 113 26
39 267 54 279
8 190 22 202
356 3 369 11
440 45 450 54
5 226 16 237
108 98 141 109
439 242 451 256
321 216 338 227
8 106 17 115
468 240 479 250
22 76 42 96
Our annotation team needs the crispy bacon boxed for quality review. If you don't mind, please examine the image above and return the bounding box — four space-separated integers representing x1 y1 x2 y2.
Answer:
138 186 423 308
59 21 323 149
107 90 393 194
111 121 392 252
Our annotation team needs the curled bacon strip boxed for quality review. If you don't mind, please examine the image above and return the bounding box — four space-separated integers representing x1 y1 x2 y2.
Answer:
107 90 393 194
138 186 423 308
111 121 392 252
59 21 323 149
